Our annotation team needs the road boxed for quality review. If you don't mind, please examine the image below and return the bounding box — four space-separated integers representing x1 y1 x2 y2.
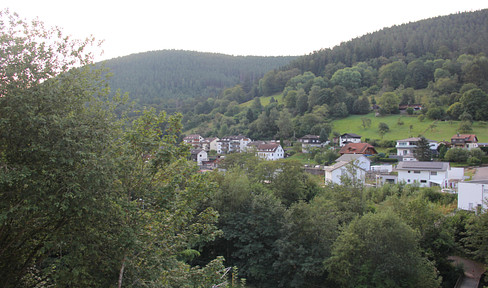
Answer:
448 256 485 288
473 166 488 180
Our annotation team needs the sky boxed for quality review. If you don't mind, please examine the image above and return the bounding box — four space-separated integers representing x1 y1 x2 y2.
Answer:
3 0 488 62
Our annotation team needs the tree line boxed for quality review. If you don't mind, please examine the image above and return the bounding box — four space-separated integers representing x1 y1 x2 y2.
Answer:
192 152 487 288
3 9 488 288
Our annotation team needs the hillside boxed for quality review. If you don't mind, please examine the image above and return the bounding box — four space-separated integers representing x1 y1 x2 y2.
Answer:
181 9 488 140
286 9 488 76
101 50 297 113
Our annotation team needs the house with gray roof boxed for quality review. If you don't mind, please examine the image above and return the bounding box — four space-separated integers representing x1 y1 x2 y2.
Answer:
339 133 362 147
335 154 371 171
396 161 463 188
324 160 366 185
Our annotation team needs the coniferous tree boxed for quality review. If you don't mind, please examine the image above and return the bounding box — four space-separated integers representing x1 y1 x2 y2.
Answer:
414 136 432 161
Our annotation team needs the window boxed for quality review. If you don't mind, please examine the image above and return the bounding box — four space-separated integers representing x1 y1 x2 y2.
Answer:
420 180 427 183
408 171 411 173
430 172 437 176
408 179 411 183
414 171 420 174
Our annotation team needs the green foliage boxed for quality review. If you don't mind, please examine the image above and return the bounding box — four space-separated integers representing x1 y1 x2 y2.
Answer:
0 11 121 286
378 122 390 137
460 88 488 121
444 147 469 162
0 11 228 287
378 92 400 114
413 136 432 161
463 210 488 264
326 211 441 288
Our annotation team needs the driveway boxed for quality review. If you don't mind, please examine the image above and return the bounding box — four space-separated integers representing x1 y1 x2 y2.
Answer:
448 256 485 288
473 166 488 180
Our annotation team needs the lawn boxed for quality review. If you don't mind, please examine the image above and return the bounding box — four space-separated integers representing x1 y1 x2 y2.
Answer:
240 93 284 108
332 113 488 142
285 152 317 165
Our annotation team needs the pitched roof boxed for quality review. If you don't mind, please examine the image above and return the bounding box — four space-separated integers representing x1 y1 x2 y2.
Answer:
300 134 320 139
397 137 437 143
190 149 205 155
257 143 281 152
396 161 449 171
336 154 371 163
341 133 362 138
451 134 477 142
339 143 377 155
324 161 349 172
184 134 202 140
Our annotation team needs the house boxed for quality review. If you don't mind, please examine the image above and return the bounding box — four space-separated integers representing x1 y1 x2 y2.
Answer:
399 104 422 111
335 154 371 171
339 143 377 155
324 161 366 185
201 137 220 152
339 133 362 147
451 134 478 149
183 134 204 148
298 135 325 153
396 137 438 161
396 161 463 188
218 135 252 154
190 149 208 165
255 143 284 161
457 180 488 211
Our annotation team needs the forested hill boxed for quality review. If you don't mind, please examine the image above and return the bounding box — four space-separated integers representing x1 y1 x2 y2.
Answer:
101 50 297 112
287 9 488 76
182 9 488 140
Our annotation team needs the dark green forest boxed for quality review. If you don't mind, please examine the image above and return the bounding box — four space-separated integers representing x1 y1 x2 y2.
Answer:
173 9 488 140
3 8 488 288
102 50 296 113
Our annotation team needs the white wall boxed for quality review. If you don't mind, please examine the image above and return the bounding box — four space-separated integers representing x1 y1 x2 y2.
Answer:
397 170 448 187
325 165 365 185
458 182 488 211
448 167 464 181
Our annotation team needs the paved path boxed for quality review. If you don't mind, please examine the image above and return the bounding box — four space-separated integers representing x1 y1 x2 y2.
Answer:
473 166 488 180
448 256 485 288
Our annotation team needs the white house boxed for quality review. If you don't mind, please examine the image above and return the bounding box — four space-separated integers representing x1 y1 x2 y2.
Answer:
339 133 362 147
458 180 488 211
190 149 208 165
298 135 326 153
255 143 284 160
396 161 463 188
201 137 220 152
183 134 204 148
324 161 366 185
396 137 438 161
335 154 371 171
218 135 252 154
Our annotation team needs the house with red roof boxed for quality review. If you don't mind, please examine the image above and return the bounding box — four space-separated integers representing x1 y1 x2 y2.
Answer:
339 143 377 155
451 134 478 149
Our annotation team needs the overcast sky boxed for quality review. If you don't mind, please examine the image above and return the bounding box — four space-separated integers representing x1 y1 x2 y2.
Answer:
3 1 487 61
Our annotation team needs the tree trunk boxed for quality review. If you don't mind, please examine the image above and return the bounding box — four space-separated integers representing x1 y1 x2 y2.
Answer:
118 255 127 288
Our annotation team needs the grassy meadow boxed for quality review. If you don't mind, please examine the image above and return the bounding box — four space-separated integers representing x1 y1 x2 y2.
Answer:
332 113 488 143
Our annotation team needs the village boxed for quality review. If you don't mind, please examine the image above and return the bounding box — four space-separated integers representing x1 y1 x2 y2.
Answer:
184 132 488 213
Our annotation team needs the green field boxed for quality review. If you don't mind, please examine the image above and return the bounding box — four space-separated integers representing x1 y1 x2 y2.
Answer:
331 113 488 143
240 93 284 107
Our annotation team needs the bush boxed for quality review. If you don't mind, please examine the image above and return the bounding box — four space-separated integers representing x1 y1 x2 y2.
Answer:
468 156 481 166
482 156 488 164
444 148 469 163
